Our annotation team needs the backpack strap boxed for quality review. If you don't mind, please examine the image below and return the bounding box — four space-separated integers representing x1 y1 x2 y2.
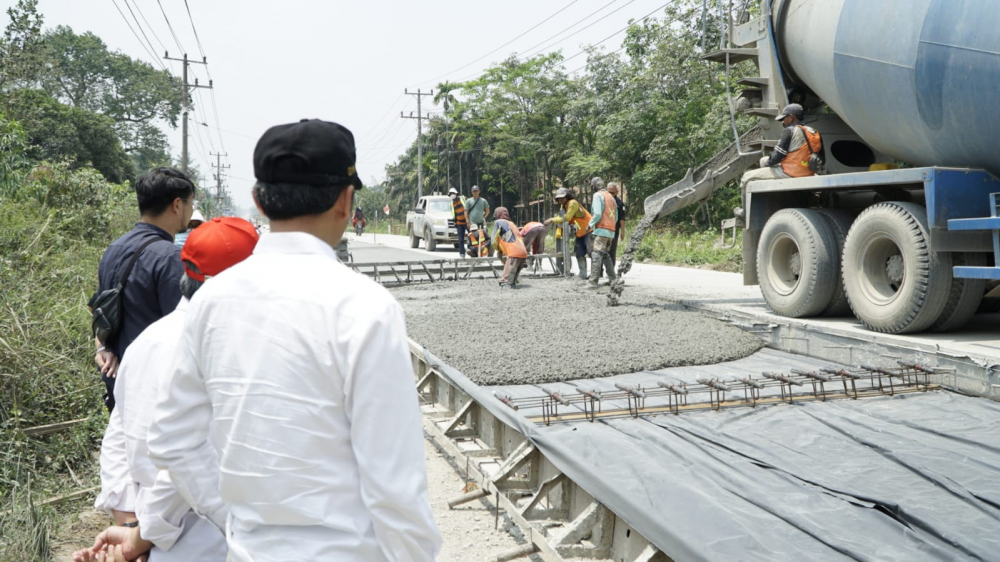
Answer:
118 238 159 289
797 125 818 155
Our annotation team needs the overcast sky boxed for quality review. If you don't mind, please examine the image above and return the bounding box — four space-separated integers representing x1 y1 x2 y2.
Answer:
11 0 667 212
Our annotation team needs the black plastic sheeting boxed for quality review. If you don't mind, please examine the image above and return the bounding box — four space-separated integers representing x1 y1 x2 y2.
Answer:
421 346 1000 561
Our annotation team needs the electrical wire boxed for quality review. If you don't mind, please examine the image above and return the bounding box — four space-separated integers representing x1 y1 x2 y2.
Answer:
359 93 406 140
110 0 168 70
520 0 641 60
155 0 185 54
515 0 624 59
560 0 673 66
183 0 207 58
422 0 582 86
130 0 168 53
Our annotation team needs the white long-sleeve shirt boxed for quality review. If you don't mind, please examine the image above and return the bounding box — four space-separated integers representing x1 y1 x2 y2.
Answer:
147 232 441 562
95 298 227 560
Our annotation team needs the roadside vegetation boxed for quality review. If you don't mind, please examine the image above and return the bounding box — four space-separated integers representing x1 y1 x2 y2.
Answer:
0 1 199 557
372 0 757 242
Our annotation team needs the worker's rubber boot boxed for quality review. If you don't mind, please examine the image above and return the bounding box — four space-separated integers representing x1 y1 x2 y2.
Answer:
576 257 588 281
602 253 616 283
588 252 602 287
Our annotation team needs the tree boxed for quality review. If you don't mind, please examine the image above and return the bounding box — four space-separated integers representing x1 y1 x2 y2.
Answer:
6 89 133 182
39 26 181 176
0 0 44 93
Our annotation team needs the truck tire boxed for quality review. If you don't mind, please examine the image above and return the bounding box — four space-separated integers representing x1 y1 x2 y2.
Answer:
757 208 838 318
409 226 420 248
425 228 437 251
929 252 987 332
815 209 854 317
842 202 951 334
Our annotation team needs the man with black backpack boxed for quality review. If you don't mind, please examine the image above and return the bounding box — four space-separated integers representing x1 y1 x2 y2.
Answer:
91 168 195 412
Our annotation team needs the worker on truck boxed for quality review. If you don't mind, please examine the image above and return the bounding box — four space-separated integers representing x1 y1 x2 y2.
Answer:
737 103 824 223
545 188 592 280
491 207 528 288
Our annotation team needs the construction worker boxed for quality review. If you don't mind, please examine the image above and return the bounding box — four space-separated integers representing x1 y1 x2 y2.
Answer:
466 185 490 232
520 221 547 255
588 177 618 286
467 224 489 257
449 187 469 257
544 188 592 280
174 209 205 247
737 103 824 223
491 207 528 288
607 182 626 266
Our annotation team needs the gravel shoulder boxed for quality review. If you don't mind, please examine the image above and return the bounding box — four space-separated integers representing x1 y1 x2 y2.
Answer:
392 277 763 386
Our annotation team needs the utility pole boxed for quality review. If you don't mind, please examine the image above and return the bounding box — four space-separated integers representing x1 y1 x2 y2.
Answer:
401 88 433 198
165 52 212 174
210 151 230 217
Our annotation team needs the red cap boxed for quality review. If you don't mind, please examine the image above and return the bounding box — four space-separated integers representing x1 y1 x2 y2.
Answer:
180 217 259 282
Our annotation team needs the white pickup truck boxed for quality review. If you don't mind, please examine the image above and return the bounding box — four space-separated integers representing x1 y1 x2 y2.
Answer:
406 195 458 251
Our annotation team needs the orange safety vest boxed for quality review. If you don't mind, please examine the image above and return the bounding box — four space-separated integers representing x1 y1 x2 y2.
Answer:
495 219 528 259
781 125 822 178
452 198 468 225
566 202 592 238
595 191 617 231
467 229 488 257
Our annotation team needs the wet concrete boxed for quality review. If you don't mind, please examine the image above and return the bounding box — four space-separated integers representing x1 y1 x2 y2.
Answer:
392 277 763 386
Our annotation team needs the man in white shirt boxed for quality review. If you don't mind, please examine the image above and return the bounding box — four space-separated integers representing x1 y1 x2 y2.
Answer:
147 119 441 562
78 217 260 562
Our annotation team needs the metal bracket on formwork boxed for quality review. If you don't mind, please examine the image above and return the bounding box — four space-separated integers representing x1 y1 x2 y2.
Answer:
552 500 615 559
541 390 571 426
519 472 567 519
614 383 646 418
443 400 477 437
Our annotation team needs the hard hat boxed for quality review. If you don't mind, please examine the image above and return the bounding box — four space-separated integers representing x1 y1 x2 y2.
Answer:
776 103 804 120
448 187 458 195
190 210 205 223
469 223 479 232
471 185 480 192
555 187 569 199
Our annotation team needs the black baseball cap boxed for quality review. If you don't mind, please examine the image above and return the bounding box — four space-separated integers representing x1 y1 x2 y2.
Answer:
253 119 363 189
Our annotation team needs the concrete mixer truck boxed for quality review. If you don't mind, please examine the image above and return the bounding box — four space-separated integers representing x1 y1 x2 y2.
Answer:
642 0 1000 334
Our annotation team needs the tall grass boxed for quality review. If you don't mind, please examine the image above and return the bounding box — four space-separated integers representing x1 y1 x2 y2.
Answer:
1 162 135 559
632 221 743 272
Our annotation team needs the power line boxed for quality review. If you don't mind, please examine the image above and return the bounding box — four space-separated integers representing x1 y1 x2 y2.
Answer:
423 0 582 86
110 0 167 70
515 0 621 59
521 0 640 60
360 93 406 140
130 0 168 53
561 1 672 66
183 0 207 58
155 0 185 54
